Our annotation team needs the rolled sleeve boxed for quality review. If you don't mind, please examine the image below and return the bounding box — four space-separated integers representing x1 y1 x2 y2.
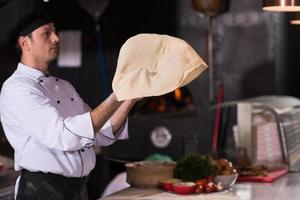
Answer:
94 119 129 146
63 112 94 140
113 119 129 140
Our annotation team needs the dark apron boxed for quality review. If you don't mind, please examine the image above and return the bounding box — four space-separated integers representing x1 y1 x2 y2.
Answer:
16 170 89 200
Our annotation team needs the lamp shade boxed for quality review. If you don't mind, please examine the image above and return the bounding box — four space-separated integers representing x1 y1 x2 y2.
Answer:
263 0 300 12
290 12 300 24
192 0 227 17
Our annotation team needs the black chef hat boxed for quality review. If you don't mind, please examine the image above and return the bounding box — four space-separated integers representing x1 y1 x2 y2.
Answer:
0 0 52 46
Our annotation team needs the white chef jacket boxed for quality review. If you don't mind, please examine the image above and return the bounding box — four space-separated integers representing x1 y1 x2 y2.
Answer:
0 63 128 178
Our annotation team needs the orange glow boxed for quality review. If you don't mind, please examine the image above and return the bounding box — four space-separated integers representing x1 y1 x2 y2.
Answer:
174 88 182 101
157 98 166 112
290 20 300 24
263 6 300 11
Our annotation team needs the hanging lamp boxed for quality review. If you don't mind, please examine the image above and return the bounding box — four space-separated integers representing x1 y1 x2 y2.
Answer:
192 0 228 102
290 12 300 24
263 0 300 12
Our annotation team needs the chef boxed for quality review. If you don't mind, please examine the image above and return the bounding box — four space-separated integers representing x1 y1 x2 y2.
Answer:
0 0 138 199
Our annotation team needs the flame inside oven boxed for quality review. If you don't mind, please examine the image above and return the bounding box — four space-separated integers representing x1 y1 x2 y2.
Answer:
131 87 196 115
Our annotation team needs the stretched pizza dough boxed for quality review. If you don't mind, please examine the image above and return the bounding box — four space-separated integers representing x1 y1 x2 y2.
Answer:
112 34 208 101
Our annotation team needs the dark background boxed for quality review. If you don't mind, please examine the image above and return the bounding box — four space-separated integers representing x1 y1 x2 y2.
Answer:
1 0 300 198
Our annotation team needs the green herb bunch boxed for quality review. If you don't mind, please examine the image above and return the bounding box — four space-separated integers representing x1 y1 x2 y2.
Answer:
173 153 216 182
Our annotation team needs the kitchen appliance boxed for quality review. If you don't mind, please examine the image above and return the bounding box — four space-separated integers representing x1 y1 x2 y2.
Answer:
219 95 300 172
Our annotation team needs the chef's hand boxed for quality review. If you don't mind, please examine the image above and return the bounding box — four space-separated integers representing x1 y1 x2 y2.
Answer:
131 97 143 102
122 97 141 109
91 93 122 133
110 97 142 134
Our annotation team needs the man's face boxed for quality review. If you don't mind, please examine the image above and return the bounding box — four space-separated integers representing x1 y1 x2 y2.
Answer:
28 23 59 63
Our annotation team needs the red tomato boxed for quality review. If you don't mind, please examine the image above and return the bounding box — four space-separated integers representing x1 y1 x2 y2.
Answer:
204 182 216 193
195 179 208 187
194 185 204 194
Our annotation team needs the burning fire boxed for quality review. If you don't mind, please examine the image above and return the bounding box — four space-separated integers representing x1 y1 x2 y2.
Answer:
133 87 195 115
174 88 182 102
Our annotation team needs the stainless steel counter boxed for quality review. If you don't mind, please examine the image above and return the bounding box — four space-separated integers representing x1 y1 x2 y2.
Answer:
100 173 300 200
233 172 300 200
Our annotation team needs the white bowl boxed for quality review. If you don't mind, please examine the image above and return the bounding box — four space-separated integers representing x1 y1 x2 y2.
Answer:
213 173 238 189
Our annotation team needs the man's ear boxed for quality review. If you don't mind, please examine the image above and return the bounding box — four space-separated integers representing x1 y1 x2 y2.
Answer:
18 36 30 51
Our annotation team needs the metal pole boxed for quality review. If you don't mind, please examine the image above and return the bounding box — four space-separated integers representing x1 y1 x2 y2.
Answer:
206 16 214 102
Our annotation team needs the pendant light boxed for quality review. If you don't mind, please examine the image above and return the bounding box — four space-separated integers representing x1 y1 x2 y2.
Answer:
192 0 228 102
263 0 300 12
290 12 300 24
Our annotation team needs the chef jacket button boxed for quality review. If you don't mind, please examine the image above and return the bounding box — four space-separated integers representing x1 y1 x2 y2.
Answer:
81 149 85 152
71 98 74 101
56 78 59 81
39 79 43 83
57 100 60 104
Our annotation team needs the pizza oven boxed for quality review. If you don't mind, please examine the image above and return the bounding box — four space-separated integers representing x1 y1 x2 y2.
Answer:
104 85 209 162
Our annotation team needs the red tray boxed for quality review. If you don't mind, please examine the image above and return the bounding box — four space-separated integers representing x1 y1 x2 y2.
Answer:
237 168 288 183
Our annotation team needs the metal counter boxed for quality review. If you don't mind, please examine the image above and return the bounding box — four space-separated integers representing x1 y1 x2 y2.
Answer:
100 173 300 200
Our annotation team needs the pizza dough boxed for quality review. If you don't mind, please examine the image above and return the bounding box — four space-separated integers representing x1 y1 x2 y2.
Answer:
112 34 208 101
